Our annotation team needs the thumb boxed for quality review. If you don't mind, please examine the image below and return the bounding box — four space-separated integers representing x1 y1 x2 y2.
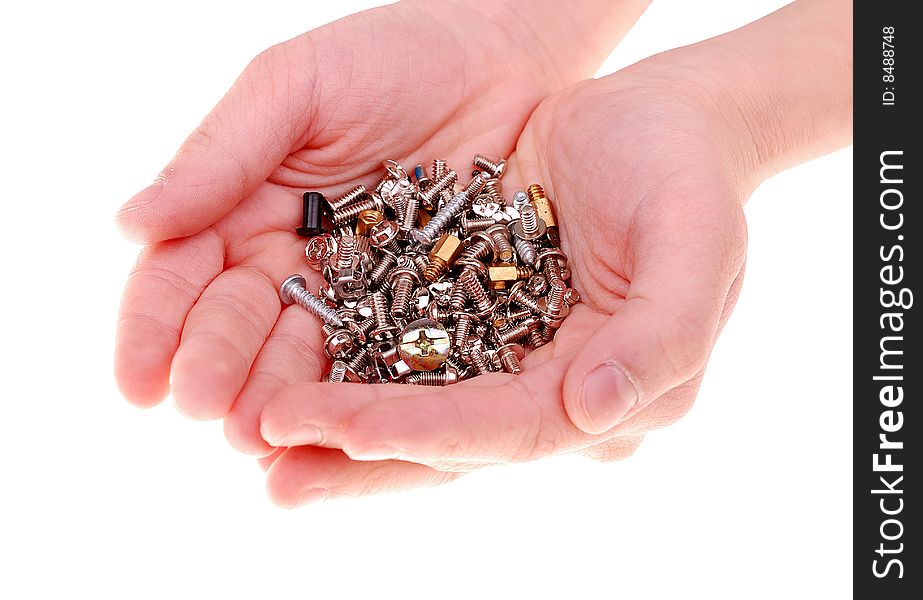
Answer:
563 199 745 434
117 36 316 243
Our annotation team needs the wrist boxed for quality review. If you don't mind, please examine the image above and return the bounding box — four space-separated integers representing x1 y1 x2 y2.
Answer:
625 0 852 195
438 0 651 88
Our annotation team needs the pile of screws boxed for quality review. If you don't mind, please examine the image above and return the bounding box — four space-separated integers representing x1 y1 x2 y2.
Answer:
279 155 578 385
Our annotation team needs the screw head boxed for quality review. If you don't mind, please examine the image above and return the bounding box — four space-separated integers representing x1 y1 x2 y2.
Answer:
389 266 421 286
305 235 336 271
525 274 548 296
536 296 570 326
535 248 567 272
398 318 451 371
324 330 357 359
369 220 400 247
279 274 307 305
455 258 488 279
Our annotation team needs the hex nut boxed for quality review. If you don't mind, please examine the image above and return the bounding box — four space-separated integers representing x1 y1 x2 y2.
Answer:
429 233 464 266
532 196 557 229
488 264 520 290
355 209 384 237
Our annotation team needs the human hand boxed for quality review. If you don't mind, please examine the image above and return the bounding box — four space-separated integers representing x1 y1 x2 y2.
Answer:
114 0 650 455
258 0 852 506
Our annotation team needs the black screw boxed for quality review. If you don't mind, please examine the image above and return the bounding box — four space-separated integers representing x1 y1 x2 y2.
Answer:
296 191 326 237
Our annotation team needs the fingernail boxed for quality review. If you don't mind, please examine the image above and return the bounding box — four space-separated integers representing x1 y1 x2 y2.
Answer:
263 423 325 447
345 444 401 461
578 361 639 434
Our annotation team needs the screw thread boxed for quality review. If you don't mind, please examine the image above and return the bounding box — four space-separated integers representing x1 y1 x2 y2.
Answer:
370 291 391 329
472 154 502 177
370 251 398 285
449 278 468 312
337 236 357 271
329 185 367 212
520 203 540 237
465 348 493 375
423 256 448 283
507 307 533 322
453 314 475 350
461 173 488 200
333 196 379 225
460 214 496 235
418 170 457 206
346 349 370 375
431 159 447 180
497 320 532 345
460 270 493 313
327 360 347 383
498 348 523 374
405 371 448 386
513 237 537 266
509 287 541 313
543 256 563 283
400 192 419 231
488 229 514 263
528 327 546 348
353 316 376 338
546 280 566 317
419 191 467 243
478 178 504 205
526 184 547 205
290 287 343 327
540 322 555 343
458 238 492 262
412 254 429 274
390 276 415 319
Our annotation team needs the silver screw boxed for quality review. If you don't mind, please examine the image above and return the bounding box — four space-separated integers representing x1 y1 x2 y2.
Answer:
279 274 343 327
409 191 469 247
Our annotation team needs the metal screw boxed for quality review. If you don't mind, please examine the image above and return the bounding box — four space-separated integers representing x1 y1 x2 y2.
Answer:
497 343 525 374
328 184 367 212
409 191 469 247
472 154 507 179
280 155 578 385
398 318 452 371
279 275 343 327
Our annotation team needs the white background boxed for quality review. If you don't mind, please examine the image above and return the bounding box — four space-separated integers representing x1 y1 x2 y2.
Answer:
0 1 851 598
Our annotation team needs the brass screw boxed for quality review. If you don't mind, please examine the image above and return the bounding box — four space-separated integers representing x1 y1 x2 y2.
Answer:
423 233 464 282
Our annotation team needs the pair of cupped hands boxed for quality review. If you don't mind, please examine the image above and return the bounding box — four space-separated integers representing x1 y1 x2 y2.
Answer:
115 0 755 507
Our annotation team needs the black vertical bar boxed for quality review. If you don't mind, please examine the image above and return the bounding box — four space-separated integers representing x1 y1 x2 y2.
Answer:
854 1 917 595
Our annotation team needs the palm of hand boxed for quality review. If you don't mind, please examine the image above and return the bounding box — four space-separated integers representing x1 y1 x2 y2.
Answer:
254 75 749 505
115 3 571 456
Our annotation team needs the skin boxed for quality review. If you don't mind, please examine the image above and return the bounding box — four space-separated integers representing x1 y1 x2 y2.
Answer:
115 0 851 507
